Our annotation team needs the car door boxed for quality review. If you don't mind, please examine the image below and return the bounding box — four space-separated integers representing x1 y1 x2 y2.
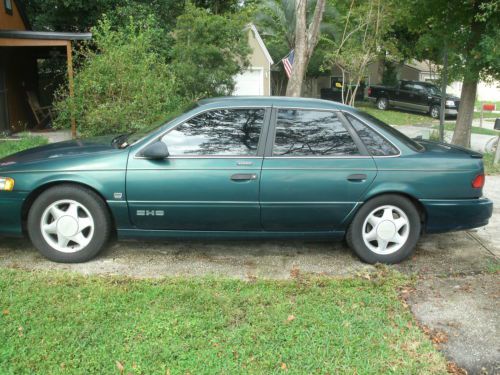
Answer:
260 108 377 231
395 81 414 109
126 107 269 231
412 83 431 112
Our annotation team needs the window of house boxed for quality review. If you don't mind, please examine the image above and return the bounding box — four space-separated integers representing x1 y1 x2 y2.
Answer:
161 108 265 156
272 109 360 157
4 0 13 15
345 114 399 156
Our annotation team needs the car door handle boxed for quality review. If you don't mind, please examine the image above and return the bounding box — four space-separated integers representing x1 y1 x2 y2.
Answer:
231 173 258 181
347 174 367 182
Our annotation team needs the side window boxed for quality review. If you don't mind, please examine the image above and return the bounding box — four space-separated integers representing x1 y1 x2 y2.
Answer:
272 109 359 157
161 108 265 156
346 114 399 156
401 82 413 91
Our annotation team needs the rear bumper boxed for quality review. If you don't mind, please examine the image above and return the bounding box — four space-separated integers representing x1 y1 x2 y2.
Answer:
421 197 493 233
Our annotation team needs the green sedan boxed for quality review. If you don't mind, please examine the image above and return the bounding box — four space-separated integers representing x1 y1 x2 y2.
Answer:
0 97 493 264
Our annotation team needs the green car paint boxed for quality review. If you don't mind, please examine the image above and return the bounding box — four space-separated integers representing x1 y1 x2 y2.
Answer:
0 97 493 240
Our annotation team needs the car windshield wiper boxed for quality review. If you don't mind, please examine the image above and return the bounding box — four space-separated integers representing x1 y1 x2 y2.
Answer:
111 133 133 149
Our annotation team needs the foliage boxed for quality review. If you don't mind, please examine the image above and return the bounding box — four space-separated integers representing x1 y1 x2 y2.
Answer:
0 269 448 373
323 0 397 106
0 136 48 159
483 153 500 175
170 3 251 99
53 17 185 137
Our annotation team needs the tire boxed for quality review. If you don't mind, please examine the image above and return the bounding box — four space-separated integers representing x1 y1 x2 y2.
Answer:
27 184 111 263
346 194 421 264
376 97 389 110
430 105 440 119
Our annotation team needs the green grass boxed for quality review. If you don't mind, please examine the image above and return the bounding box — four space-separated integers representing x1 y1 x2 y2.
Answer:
355 102 436 126
0 269 447 374
0 135 48 159
484 153 500 175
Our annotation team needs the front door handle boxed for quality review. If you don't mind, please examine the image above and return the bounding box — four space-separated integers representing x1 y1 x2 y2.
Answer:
231 173 258 181
347 174 367 182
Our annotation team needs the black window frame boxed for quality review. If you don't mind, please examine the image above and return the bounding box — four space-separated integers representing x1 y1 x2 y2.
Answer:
152 106 271 158
264 107 369 158
4 0 13 15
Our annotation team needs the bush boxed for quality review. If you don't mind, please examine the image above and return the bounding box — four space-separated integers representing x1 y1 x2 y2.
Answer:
53 17 187 137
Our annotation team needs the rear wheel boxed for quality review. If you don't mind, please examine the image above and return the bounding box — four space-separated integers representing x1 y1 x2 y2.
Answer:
346 195 421 264
27 185 111 263
376 97 389 110
430 105 440 119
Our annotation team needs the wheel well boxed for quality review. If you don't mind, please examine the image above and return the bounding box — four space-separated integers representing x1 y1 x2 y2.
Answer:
21 181 115 234
355 192 427 227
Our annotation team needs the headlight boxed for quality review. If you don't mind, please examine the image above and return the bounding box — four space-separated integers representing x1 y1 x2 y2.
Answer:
0 177 15 191
446 100 455 107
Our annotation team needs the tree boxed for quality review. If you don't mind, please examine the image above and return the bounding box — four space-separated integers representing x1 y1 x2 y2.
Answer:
286 0 327 96
395 0 500 147
170 3 251 99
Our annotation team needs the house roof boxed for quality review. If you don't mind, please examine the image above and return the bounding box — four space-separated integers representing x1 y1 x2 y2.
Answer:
0 30 92 41
248 24 274 65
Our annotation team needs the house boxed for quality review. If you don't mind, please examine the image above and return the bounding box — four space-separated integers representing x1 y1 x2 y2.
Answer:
233 24 273 96
0 0 90 136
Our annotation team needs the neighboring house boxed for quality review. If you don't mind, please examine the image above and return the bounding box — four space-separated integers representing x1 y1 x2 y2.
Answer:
303 58 500 102
233 24 273 96
0 0 90 134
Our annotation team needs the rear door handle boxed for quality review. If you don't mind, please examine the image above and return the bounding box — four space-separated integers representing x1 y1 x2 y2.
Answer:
231 173 258 181
347 174 367 182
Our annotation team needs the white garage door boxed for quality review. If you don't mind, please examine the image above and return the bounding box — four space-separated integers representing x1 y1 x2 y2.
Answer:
233 68 264 96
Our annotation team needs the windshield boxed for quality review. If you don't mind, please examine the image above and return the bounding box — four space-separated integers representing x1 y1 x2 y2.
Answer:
119 102 199 148
354 111 425 152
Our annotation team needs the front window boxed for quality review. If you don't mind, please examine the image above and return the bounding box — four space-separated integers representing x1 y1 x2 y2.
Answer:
272 109 360 156
426 85 441 96
161 108 265 156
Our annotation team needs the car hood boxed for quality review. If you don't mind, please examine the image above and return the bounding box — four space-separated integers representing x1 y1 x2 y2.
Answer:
0 136 119 167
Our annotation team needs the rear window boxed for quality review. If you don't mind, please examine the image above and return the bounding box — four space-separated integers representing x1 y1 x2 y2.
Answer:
346 114 399 156
349 111 424 152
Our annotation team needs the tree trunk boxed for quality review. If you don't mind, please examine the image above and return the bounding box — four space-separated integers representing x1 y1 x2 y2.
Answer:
286 0 326 97
451 76 478 147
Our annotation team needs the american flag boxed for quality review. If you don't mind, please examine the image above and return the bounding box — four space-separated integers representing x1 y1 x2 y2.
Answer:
282 50 294 78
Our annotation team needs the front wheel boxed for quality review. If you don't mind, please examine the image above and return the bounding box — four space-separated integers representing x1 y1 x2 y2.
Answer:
27 184 111 263
430 105 440 119
346 195 421 264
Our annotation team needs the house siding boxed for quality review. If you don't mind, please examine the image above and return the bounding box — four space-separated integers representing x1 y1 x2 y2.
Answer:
246 28 271 96
0 1 27 31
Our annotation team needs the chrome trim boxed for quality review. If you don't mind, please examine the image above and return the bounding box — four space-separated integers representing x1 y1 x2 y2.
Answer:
262 167 377 171
264 156 371 159
341 110 402 158
134 106 271 160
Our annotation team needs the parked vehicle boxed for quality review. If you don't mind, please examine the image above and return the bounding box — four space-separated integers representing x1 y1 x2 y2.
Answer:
367 80 460 118
0 97 492 264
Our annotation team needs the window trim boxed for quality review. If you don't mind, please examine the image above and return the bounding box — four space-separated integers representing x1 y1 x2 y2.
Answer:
342 111 402 157
264 107 370 159
134 106 271 159
4 0 13 15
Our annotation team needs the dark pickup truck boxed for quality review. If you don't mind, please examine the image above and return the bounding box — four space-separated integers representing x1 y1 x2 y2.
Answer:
367 80 460 118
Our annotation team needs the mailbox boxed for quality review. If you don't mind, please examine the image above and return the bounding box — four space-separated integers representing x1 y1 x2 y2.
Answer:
495 118 500 131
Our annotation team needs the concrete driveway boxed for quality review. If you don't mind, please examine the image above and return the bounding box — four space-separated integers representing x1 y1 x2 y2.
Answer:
0 177 498 374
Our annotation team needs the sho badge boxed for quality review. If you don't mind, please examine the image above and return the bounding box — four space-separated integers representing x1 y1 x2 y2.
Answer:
137 210 165 217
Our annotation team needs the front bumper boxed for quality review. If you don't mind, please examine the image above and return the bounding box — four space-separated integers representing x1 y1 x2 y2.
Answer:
445 108 458 115
421 197 493 233
0 193 26 237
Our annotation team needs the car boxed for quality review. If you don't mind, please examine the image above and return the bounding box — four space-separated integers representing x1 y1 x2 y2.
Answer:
367 80 460 118
0 97 493 264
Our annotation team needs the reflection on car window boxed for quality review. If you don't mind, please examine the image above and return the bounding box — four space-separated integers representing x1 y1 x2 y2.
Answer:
346 114 399 156
162 108 264 156
273 110 359 156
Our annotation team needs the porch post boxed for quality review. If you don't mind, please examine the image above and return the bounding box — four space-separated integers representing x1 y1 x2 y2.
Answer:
66 40 76 139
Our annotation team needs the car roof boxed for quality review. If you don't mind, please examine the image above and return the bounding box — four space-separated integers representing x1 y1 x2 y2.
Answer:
197 96 353 111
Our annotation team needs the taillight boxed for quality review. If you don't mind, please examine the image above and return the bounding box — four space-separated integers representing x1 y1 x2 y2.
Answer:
472 173 485 189
368 88 372 96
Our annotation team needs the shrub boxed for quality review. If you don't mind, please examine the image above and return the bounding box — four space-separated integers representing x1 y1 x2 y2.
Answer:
53 17 187 137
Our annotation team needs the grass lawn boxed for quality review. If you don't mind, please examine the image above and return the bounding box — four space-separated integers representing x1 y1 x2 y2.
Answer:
0 269 447 374
0 135 48 159
432 123 499 136
484 153 500 175
355 102 436 126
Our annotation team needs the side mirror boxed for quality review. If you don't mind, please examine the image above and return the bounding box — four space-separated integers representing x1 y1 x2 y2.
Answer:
141 141 169 159
494 118 500 131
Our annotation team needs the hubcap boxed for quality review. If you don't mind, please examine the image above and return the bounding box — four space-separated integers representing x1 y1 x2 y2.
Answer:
362 205 410 255
40 200 94 253
431 107 439 118
377 99 387 110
